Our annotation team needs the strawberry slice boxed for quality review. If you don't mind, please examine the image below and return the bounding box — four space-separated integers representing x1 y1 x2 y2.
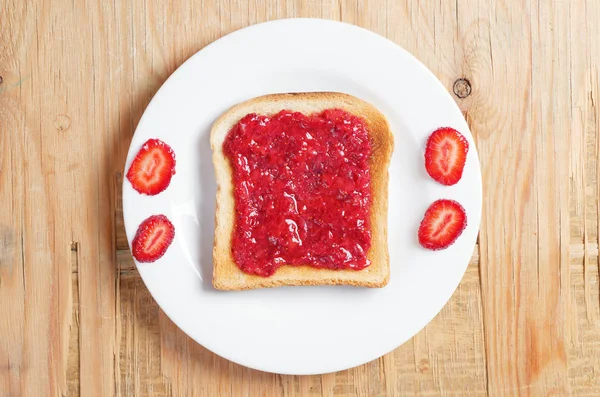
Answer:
418 199 467 250
127 138 176 195
425 127 469 186
132 214 175 263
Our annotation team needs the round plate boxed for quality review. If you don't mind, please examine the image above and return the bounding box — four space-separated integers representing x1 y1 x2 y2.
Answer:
123 18 482 375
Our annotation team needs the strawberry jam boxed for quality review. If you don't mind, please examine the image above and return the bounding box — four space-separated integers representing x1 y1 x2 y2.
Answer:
223 109 372 276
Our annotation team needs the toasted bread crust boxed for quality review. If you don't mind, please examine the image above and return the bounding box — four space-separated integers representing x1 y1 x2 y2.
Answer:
210 92 394 290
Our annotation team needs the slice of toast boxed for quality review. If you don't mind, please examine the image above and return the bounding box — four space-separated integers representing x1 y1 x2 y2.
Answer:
210 92 394 290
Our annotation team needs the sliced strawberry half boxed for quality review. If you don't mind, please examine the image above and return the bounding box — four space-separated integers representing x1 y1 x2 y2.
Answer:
132 214 175 263
127 138 176 195
418 199 467 250
425 127 469 186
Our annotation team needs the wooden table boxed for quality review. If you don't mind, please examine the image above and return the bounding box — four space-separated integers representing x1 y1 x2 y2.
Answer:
1 0 599 396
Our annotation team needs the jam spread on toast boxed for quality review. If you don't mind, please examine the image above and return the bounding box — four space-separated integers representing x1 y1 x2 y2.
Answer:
223 109 373 277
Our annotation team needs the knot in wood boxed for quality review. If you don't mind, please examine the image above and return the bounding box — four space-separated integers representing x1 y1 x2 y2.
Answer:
54 114 72 132
453 78 471 98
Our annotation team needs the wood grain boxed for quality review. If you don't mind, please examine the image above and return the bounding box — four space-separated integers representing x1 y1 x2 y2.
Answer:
1 0 600 396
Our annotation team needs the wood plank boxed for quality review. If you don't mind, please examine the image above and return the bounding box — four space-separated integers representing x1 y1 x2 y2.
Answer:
1 1 74 395
56 0 119 394
569 1 600 396
471 0 573 395
0 2 27 395
67 250 80 397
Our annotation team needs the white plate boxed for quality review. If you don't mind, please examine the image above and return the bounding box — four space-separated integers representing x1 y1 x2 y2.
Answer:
123 18 482 375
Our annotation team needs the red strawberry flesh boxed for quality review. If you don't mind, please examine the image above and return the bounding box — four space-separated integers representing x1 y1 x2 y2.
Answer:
425 127 468 186
132 214 175 263
418 199 467 250
127 138 176 195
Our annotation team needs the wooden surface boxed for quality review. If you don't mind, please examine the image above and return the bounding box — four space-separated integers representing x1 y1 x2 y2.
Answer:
1 0 599 396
